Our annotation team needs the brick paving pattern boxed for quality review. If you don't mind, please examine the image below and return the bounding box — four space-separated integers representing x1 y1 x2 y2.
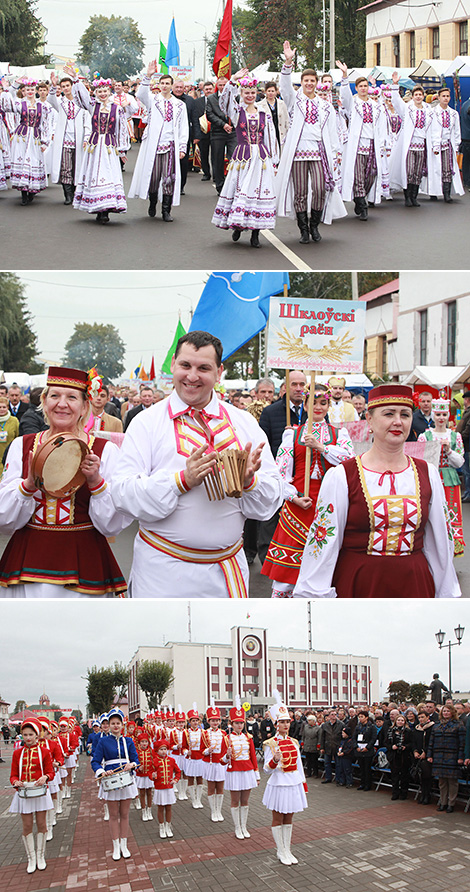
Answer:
1 746 470 892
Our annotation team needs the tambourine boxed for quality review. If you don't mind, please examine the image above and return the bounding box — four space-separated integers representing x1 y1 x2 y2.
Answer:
31 432 90 499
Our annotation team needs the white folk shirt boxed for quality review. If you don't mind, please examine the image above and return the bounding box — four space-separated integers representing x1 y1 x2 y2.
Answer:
111 390 286 597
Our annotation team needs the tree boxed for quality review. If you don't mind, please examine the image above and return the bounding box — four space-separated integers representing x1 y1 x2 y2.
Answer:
0 0 50 66
62 322 125 382
335 0 366 68
137 660 174 711
14 699 27 714
207 6 253 73
387 680 411 702
0 273 43 373
72 709 83 722
77 15 144 80
85 663 129 716
409 683 429 705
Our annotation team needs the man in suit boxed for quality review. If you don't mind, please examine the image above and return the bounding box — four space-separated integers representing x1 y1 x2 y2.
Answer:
206 76 237 194
172 79 194 194
191 81 214 181
124 385 156 431
408 390 434 441
8 385 28 421
89 385 123 432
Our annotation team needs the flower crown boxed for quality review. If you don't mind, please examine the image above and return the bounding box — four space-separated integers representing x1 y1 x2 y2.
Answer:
93 78 113 88
238 77 258 87
316 83 331 93
368 87 380 96
86 367 104 399
21 78 38 87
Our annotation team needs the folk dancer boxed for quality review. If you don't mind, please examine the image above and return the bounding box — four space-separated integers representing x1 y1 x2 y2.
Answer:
389 76 434 207
47 72 91 205
0 76 51 204
431 86 464 202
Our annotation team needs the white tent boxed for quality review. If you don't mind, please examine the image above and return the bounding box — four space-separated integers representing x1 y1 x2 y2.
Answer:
443 56 470 78
410 59 453 79
311 373 374 390
402 365 470 389
3 372 32 390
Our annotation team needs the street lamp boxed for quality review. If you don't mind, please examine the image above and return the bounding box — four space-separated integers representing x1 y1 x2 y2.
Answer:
435 625 464 695
194 21 208 81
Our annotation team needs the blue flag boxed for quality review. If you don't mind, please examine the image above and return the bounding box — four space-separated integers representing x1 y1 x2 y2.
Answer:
165 18 180 68
189 272 290 360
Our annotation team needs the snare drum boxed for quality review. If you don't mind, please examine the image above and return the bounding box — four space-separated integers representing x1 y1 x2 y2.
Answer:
101 770 133 792
17 781 48 799
32 433 90 499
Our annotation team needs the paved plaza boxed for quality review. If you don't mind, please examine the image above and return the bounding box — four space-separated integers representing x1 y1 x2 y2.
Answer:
1 746 470 892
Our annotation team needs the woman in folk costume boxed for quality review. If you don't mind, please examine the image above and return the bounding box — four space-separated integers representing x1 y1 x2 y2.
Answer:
335 61 387 221
0 76 51 204
10 719 55 874
182 704 205 808
91 708 140 861
37 717 64 841
262 692 307 866
276 42 346 244
69 71 129 223
0 80 11 191
388 75 435 206
201 701 228 823
293 385 462 598
262 386 354 598
225 696 260 840
418 398 465 556
0 366 130 597
172 706 189 801
135 731 156 821
152 738 181 838
211 68 278 248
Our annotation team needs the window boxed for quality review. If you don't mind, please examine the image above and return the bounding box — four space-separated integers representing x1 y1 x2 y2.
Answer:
460 21 468 56
393 35 400 67
419 310 428 365
447 302 456 365
375 43 381 65
409 31 415 67
432 27 440 59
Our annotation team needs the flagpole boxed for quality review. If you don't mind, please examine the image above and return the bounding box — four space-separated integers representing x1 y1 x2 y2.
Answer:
284 281 290 429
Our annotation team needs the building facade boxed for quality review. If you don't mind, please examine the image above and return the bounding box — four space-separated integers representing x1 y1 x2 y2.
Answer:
127 626 379 719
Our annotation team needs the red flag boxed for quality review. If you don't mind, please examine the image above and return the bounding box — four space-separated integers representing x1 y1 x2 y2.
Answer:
213 0 232 78
149 355 156 380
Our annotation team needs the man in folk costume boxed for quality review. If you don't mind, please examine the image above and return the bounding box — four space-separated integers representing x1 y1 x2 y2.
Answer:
431 87 464 203
202 701 228 823
112 330 284 597
276 41 346 244
336 60 387 221
327 376 359 424
389 75 435 206
128 62 188 222
47 72 90 205
225 696 260 840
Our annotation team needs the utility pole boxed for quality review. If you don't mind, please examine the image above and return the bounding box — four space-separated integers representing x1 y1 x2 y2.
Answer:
329 0 335 71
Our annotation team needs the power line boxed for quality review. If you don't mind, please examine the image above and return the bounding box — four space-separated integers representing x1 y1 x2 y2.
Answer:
20 277 203 290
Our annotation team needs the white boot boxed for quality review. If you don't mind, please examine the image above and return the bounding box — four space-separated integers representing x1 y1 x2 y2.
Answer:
159 822 167 838
147 805 153 820
188 784 197 808
112 839 121 861
46 808 54 841
56 788 63 815
63 783 70 800
196 783 204 808
282 824 298 865
231 806 244 839
142 807 148 822
208 794 218 822
240 805 250 838
23 834 36 873
177 779 185 801
120 838 131 858
135 797 141 810
216 793 224 821
36 832 47 870
271 826 291 865
181 778 188 800
52 799 58 826
103 802 110 821
165 822 173 838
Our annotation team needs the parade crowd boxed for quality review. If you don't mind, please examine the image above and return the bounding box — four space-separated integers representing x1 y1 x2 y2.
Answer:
0 331 468 597
1 40 469 242
5 687 470 874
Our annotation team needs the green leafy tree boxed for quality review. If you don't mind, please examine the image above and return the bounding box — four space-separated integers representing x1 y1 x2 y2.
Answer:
137 660 175 711
14 699 27 714
409 683 429 705
335 0 366 68
85 663 129 716
0 0 49 65
77 15 144 80
0 273 43 373
387 679 411 702
62 322 125 382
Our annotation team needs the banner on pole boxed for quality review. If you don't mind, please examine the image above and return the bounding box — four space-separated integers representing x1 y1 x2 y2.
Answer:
168 66 194 83
266 298 366 373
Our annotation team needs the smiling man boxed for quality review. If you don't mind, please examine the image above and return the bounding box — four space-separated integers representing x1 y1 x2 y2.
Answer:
112 330 286 597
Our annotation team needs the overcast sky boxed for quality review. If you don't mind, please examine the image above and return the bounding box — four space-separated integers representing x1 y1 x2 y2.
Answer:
1 600 469 715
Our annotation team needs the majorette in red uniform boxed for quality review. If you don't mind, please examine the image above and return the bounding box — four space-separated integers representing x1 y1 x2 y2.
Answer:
172 706 188 800
68 717 81 783
58 716 75 798
50 719 67 814
201 701 228 823
10 719 55 874
152 737 181 838
225 696 260 839
37 716 64 840
182 703 204 809
135 731 156 821
262 691 307 866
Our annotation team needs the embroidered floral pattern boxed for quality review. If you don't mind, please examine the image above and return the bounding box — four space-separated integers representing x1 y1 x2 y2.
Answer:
307 501 335 554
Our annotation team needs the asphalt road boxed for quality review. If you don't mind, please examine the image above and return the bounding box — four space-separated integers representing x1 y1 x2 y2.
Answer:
1 145 469 271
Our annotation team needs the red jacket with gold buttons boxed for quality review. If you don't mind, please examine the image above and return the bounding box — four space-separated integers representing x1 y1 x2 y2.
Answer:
11 744 55 786
153 755 181 789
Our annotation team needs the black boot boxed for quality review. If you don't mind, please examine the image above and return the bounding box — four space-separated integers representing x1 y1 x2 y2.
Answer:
358 197 368 221
63 184 73 205
27 192 35 203
410 184 420 207
250 229 260 248
309 209 322 242
21 191 29 205
232 228 242 242
443 182 453 203
148 192 158 217
101 211 110 224
296 211 309 244
404 187 413 207
353 197 362 216
162 194 173 222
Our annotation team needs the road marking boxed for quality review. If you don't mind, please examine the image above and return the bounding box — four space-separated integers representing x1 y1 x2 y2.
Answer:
261 230 313 271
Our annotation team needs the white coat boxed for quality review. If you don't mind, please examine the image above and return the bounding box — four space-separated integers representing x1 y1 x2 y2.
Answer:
431 105 464 197
47 90 90 184
339 80 387 204
388 86 435 194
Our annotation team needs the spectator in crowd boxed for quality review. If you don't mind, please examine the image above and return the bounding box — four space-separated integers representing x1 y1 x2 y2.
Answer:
456 391 470 501
319 710 345 783
8 385 28 421
124 385 156 431
89 385 123 433
459 94 470 189
353 710 376 791
301 714 320 777
405 707 418 729
427 704 465 813
412 708 435 805
408 391 434 440
0 393 19 465
246 714 260 748
172 79 193 195
258 82 289 153
191 81 214 182
387 713 413 800
206 76 237 195
18 387 49 436
352 392 367 419
335 727 355 787
260 711 276 742
255 378 276 404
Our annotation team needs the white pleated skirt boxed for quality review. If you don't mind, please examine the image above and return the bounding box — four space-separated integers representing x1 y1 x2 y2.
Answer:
173 754 185 771
184 757 203 777
153 788 176 805
202 762 226 782
65 755 76 768
136 775 154 789
48 776 61 794
99 779 138 801
262 782 308 814
225 769 258 791
59 767 67 779
10 789 53 814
